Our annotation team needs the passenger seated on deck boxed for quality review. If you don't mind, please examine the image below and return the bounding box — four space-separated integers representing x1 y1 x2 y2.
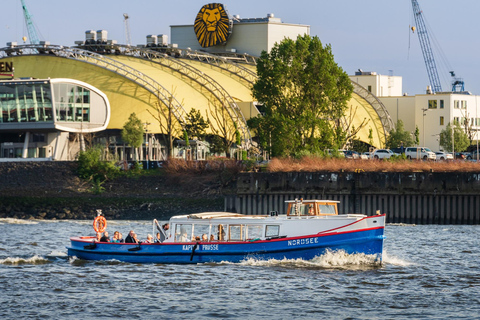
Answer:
100 231 110 242
155 232 161 243
118 232 124 243
180 232 189 242
125 230 137 243
111 231 120 243
145 234 154 243
95 233 102 242
202 234 208 241
210 234 215 241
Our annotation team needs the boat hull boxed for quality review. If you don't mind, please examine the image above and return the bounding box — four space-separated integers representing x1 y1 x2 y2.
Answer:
67 226 385 264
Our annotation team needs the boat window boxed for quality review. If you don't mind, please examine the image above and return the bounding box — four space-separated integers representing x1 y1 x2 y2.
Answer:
175 224 192 242
289 204 310 216
265 225 279 237
319 204 336 215
193 224 210 241
246 225 263 240
229 225 244 241
210 224 226 241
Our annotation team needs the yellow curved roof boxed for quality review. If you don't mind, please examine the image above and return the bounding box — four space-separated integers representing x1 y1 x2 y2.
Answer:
1 54 386 147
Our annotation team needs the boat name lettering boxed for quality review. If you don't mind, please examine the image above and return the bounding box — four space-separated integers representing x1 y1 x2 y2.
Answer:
182 244 219 251
288 238 318 246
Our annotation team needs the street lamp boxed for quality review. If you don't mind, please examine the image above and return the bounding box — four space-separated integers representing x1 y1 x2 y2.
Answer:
144 122 151 169
421 108 428 147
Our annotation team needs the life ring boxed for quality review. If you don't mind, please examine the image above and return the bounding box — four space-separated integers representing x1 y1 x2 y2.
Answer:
93 216 107 233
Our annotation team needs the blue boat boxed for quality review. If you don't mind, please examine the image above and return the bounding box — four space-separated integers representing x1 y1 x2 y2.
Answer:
67 199 386 264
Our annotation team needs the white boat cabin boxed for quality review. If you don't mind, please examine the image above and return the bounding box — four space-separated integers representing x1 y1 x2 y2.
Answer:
165 200 342 243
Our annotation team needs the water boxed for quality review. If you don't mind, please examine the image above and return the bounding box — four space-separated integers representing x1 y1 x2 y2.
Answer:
1 219 479 319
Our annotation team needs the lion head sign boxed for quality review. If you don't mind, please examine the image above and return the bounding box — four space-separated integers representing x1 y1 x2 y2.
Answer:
194 3 232 48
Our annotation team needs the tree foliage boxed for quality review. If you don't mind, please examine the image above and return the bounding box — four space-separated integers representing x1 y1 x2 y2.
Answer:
121 113 144 148
439 122 470 152
184 108 209 140
386 120 414 149
248 34 353 157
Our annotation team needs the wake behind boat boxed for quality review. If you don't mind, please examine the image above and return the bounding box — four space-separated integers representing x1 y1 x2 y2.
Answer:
67 199 386 264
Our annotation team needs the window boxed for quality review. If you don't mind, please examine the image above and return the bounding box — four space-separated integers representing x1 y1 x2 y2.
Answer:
174 224 192 242
192 224 210 241
229 225 244 241
440 100 444 109
454 100 460 109
367 85 372 92
246 225 263 240
454 117 460 124
265 225 279 237
428 100 437 109
318 204 336 214
210 224 226 241
440 116 444 125
462 101 467 109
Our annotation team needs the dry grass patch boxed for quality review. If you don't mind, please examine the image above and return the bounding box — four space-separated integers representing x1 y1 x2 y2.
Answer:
267 157 480 173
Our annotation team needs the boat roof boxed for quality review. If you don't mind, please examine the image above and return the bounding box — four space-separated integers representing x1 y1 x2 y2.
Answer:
184 212 267 220
284 200 340 204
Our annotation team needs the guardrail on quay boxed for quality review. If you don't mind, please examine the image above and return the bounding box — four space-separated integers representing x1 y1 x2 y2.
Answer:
224 172 480 224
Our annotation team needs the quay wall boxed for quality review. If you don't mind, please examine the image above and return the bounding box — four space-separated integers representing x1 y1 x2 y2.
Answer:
224 172 480 224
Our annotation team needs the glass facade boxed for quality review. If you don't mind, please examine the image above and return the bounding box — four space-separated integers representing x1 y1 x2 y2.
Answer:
52 83 90 122
0 81 91 123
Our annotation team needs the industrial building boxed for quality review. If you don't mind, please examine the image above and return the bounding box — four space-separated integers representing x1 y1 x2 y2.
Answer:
0 3 393 161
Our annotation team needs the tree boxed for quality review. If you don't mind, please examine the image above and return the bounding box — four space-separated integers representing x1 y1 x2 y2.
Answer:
248 34 353 157
439 122 470 152
207 102 238 157
184 108 209 140
414 126 420 146
386 120 414 149
148 91 183 158
121 112 144 160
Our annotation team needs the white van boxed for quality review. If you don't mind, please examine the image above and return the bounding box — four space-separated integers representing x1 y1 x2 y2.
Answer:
405 147 436 160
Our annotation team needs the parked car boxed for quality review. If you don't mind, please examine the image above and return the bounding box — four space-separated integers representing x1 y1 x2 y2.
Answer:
467 150 480 160
342 150 368 160
390 147 405 156
370 149 394 160
435 151 453 161
405 147 436 160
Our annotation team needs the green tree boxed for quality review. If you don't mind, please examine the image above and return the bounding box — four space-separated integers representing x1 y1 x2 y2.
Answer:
414 126 420 146
121 112 144 160
184 108 209 140
386 120 414 149
248 34 353 157
439 122 470 152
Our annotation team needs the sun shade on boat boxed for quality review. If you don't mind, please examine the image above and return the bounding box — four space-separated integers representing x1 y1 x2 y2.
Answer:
187 212 265 219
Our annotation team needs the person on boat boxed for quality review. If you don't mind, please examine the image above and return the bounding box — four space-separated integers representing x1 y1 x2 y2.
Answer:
180 232 189 242
155 232 161 243
202 234 208 241
111 231 121 243
210 234 215 241
100 231 110 242
145 234 154 243
95 233 102 242
125 230 137 243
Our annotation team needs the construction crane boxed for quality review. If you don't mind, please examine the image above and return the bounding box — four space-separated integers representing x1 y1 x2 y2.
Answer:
410 0 442 93
123 13 131 46
20 0 40 44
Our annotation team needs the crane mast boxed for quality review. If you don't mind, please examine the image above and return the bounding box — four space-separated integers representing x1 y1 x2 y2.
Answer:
411 0 442 93
21 0 40 45
124 13 132 46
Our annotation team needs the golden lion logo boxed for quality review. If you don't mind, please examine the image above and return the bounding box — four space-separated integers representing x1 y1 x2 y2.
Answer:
194 3 231 48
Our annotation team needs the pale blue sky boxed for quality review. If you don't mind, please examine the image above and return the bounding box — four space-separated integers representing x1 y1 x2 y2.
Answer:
2 0 479 95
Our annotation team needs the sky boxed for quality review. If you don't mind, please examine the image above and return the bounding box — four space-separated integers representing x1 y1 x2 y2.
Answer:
2 0 479 95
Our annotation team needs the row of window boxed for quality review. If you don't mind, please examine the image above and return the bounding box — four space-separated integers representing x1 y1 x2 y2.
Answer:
0 83 91 123
174 223 279 242
428 99 468 109
439 116 480 126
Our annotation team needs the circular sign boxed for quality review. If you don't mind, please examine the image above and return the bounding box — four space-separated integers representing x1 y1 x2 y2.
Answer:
194 3 231 48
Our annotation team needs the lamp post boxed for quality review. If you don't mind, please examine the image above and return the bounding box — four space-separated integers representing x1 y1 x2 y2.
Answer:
144 122 150 169
421 108 428 147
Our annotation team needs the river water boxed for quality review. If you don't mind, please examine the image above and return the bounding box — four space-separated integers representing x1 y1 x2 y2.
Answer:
1 219 479 319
